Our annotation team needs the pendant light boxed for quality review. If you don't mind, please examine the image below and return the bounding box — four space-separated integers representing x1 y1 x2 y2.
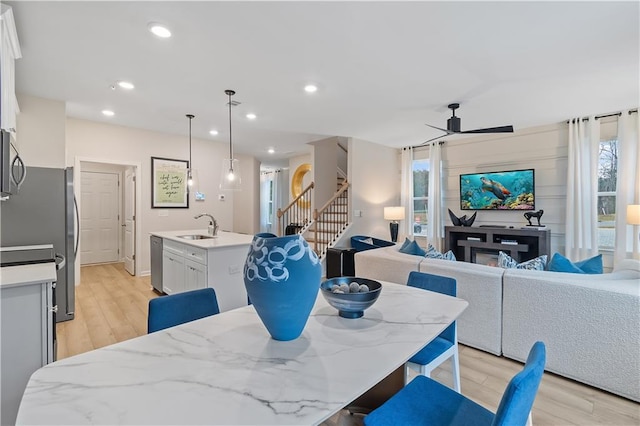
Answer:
186 114 198 192
220 89 241 191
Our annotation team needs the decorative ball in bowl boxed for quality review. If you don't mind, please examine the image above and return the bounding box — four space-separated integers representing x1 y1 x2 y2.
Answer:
320 277 382 319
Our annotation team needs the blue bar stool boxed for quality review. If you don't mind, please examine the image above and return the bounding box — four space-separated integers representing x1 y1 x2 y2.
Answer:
148 288 220 333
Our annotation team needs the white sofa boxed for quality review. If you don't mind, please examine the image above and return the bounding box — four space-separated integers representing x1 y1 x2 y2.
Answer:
502 259 640 402
355 245 504 355
354 245 640 401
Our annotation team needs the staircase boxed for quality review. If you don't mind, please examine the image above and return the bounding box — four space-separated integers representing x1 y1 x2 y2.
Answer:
305 179 350 258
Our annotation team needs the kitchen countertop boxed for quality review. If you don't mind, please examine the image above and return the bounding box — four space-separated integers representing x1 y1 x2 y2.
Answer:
150 230 254 249
0 262 57 289
17 282 468 425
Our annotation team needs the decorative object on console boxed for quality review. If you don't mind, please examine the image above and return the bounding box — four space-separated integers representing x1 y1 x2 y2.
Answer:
185 114 198 193
498 251 547 271
460 169 534 210
547 253 603 274
243 233 321 341
447 209 476 227
425 244 457 261
220 89 241 191
524 209 544 226
384 206 405 242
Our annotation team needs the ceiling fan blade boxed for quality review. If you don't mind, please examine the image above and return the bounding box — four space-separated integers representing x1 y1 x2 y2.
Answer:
425 123 450 133
420 133 449 145
459 125 514 134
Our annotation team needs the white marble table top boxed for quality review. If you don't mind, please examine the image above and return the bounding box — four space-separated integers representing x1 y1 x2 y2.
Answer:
17 282 468 425
150 230 254 249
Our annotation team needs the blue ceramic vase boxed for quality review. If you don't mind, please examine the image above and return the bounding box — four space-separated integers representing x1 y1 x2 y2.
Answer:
243 234 321 341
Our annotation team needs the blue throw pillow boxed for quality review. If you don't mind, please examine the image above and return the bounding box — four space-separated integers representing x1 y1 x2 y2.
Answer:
498 251 547 271
399 237 412 251
547 253 603 274
424 244 457 261
399 240 426 256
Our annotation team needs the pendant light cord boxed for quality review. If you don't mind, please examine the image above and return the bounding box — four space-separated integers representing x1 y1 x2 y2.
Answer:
186 114 194 170
225 90 236 171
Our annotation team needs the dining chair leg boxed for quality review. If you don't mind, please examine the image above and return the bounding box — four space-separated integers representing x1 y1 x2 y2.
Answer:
452 345 461 392
526 412 533 426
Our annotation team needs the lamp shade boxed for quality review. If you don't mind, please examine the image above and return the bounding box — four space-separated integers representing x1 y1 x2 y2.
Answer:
627 205 640 225
384 206 405 221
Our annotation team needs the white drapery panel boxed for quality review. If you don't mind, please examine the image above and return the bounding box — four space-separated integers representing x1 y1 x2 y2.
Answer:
400 147 414 238
427 142 444 251
259 172 271 233
565 117 600 260
259 170 285 234
614 111 640 263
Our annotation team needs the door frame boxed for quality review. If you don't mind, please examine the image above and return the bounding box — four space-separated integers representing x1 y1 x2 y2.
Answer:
74 157 142 282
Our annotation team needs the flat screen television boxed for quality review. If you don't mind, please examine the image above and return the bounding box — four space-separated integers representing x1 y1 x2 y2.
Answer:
460 168 535 210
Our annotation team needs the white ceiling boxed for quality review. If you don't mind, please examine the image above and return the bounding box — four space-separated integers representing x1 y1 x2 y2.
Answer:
9 1 639 167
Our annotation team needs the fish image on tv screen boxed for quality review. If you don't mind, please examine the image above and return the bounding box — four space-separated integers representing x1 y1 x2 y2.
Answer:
459 169 535 210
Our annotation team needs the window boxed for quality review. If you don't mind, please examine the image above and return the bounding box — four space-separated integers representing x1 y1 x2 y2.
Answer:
412 158 429 237
597 139 617 249
267 180 274 226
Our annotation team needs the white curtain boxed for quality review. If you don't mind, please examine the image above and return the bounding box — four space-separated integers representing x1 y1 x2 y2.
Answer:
259 172 271 233
427 142 444 251
565 117 600 260
400 147 414 238
614 111 640 263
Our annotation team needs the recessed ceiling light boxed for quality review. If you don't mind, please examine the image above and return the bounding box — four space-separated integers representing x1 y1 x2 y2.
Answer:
148 23 171 38
268 148 275 154
209 130 219 136
117 81 135 90
246 113 257 120
304 84 318 93
102 110 115 117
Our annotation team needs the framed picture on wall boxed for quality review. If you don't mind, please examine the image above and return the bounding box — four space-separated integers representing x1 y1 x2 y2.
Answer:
151 157 189 208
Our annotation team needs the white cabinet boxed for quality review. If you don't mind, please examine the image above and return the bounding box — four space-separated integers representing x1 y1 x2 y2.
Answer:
162 240 206 295
0 5 22 132
151 232 253 313
1 265 55 425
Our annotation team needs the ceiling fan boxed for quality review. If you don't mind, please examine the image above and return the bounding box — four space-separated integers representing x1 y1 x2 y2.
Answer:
422 103 514 145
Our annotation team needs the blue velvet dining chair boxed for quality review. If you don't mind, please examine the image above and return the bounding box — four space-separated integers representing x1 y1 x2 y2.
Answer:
148 288 220 333
405 271 460 392
364 341 546 426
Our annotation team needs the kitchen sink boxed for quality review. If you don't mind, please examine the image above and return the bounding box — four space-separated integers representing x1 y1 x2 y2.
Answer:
178 234 215 240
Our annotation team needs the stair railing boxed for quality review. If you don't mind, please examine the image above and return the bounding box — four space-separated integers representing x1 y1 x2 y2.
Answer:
277 182 314 236
312 181 350 257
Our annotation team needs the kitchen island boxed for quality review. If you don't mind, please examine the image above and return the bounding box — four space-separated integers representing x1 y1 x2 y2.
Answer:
149 230 253 312
17 282 468 425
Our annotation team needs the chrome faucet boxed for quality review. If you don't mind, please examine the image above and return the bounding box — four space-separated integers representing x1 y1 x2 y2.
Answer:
194 213 218 236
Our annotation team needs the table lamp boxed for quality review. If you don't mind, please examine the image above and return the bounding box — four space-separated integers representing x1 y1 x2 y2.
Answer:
384 206 405 243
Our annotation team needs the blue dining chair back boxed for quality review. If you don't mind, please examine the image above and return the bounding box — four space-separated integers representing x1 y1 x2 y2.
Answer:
364 341 546 426
148 288 220 333
406 271 460 392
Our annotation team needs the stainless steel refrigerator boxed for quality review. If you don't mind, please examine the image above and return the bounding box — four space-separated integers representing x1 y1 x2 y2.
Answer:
0 166 77 322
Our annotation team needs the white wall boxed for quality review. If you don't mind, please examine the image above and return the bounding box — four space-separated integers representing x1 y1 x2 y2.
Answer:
310 137 338 209
232 154 260 234
65 117 258 274
15 94 65 168
347 138 400 241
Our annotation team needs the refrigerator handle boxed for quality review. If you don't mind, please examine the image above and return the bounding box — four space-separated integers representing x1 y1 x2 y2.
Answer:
54 253 66 271
74 196 80 256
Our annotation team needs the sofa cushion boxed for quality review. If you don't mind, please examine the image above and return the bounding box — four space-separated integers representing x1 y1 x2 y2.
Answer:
498 251 547 271
424 244 456 261
547 253 603 274
351 235 395 252
399 239 426 256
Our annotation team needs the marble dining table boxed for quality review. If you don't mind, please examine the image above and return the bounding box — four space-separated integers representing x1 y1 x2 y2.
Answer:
17 281 468 425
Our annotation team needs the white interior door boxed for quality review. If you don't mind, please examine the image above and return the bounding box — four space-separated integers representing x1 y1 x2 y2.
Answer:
80 172 120 265
124 168 136 275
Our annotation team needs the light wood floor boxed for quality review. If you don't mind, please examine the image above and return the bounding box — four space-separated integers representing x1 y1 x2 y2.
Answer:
59 263 640 425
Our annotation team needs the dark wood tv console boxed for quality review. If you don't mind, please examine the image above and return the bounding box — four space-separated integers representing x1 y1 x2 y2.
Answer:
445 226 550 263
